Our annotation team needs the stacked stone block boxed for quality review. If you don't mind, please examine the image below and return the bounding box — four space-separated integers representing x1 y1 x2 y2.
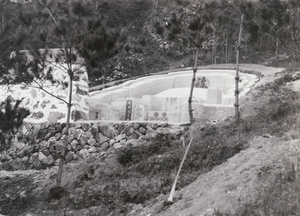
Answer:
0 122 184 171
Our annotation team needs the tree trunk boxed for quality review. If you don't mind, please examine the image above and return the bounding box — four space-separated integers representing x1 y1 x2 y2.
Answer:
235 14 244 125
276 35 279 56
188 48 198 124
56 73 73 187
225 35 228 63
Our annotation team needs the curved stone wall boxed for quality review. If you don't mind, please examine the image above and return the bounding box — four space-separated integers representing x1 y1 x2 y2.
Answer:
0 122 184 171
89 69 258 123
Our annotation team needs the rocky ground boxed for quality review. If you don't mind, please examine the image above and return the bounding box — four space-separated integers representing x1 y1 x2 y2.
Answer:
1 64 300 216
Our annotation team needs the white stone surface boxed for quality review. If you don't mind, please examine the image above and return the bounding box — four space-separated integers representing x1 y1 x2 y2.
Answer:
0 62 89 123
89 69 258 123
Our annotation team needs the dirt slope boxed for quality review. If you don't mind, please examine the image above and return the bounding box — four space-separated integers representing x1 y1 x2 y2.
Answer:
1 64 297 216
134 136 299 216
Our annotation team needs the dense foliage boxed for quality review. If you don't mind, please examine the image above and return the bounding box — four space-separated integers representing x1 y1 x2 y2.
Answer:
0 97 30 152
1 0 300 86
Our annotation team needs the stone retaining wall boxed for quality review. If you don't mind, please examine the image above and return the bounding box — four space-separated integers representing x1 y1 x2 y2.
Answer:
0 122 185 171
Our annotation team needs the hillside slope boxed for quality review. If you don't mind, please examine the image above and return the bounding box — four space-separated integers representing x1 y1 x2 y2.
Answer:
1 64 300 216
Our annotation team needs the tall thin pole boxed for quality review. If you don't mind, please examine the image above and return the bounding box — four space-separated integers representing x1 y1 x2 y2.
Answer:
235 14 244 125
188 48 198 124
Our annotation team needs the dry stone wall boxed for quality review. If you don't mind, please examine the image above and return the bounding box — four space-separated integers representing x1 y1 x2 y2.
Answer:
0 122 185 171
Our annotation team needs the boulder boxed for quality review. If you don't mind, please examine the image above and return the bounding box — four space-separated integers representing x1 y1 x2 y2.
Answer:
113 142 124 150
66 144 72 151
38 152 47 163
126 127 135 136
54 141 65 152
6 158 26 171
76 144 83 152
79 135 89 146
39 153 54 166
55 133 62 141
88 146 97 153
73 129 83 140
82 123 90 132
100 142 110 151
125 139 139 147
133 122 140 129
41 149 51 157
90 125 100 142
65 152 74 163
48 137 56 145
131 133 139 139
99 133 108 144
14 142 25 150
40 140 48 148
29 152 39 164
98 123 117 139
115 134 126 142
71 139 79 150
79 149 90 159
32 159 42 170
139 127 147 135
87 138 96 146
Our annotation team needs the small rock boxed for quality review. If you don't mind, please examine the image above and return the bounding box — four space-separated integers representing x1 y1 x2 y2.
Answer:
262 134 272 138
20 191 27 198
88 146 97 153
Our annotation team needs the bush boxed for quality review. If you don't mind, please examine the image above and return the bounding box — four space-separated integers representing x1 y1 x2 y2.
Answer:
0 96 30 152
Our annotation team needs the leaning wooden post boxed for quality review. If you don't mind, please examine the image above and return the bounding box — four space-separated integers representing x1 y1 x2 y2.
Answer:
235 14 244 125
188 49 199 124
168 138 194 203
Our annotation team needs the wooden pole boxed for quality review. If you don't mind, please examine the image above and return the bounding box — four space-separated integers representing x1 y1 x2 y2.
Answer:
235 14 244 125
168 138 194 203
188 49 198 124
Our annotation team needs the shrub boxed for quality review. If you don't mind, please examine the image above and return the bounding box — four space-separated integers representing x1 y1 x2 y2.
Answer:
0 96 30 152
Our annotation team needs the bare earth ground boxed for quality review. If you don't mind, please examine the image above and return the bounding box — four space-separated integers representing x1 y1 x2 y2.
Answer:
1 64 299 216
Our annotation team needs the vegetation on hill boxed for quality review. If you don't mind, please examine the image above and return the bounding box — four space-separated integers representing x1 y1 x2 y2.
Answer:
1 0 300 215
0 0 300 86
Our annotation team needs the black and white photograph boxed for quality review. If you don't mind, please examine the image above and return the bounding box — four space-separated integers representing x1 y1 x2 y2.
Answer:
0 0 300 215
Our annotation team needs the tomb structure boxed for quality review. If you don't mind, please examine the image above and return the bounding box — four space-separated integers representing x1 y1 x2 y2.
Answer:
89 69 258 124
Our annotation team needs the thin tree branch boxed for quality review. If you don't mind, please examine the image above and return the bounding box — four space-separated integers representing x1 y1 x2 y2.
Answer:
30 80 69 105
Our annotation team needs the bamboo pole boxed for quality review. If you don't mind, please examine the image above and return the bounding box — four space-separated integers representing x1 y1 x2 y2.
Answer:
188 49 198 124
167 138 194 203
235 14 244 125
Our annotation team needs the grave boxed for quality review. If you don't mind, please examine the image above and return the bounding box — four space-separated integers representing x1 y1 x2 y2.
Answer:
89 69 258 124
